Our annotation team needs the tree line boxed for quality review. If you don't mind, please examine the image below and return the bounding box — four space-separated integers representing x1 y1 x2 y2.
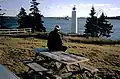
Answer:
17 0 46 33
0 0 113 37
84 6 113 37
0 5 8 29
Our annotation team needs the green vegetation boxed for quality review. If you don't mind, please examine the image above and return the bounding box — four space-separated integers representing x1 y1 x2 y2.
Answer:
29 0 46 32
17 7 27 28
64 36 120 45
2 32 120 45
84 6 113 37
84 6 98 37
17 0 46 33
0 5 9 29
98 12 113 37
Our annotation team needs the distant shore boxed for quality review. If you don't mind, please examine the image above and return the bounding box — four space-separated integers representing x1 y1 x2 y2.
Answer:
1 16 120 40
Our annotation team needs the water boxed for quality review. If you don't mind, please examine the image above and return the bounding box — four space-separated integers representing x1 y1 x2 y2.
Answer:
3 17 18 29
3 17 120 40
43 18 120 40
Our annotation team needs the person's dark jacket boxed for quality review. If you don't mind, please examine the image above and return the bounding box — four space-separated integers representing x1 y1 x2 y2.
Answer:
47 30 63 51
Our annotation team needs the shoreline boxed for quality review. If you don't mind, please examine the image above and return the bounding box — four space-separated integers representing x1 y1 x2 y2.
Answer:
0 32 120 45
1 16 120 40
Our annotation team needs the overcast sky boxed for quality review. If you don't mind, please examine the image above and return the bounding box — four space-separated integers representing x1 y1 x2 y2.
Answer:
0 0 120 17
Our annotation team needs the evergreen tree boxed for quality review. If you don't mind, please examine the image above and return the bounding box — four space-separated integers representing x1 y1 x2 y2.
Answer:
17 7 27 18
29 0 46 33
0 5 7 29
29 0 40 15
17 7 27 28
84 6 100 37
98 12 113 37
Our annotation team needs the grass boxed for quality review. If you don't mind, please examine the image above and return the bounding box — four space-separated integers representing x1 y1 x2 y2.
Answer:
1 32 120 45
64 36 120 44
0 36 120 79
65 42 120 78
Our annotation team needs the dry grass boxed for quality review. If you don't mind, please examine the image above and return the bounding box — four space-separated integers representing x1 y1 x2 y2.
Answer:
0 36 47 75
0 36 120 79
65 42 120 78
64 36 120 44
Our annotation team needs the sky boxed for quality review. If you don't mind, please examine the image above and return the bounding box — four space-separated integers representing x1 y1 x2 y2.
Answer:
0 0 120 17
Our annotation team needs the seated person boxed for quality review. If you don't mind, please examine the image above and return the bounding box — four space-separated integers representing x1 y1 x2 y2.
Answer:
47 25 67 52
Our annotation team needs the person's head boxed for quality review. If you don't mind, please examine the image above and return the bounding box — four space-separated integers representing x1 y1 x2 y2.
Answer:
54 25 61 32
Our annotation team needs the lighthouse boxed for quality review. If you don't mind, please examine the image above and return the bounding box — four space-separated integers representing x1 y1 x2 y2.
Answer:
71 5 77 33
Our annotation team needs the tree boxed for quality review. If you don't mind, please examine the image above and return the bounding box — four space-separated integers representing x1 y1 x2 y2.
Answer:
84 6 100 37
29 0 40 15
0 5 7 29
17 7 28 28
84 6 113 37
29 0 46 33
17 7 27 18
98 12 113 37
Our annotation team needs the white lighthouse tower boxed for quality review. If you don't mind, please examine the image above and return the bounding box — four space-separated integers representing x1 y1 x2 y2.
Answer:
71 5 77 33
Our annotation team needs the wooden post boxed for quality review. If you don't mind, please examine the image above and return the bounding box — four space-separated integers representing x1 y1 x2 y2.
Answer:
17 29 18 34
9 29 10 34
24 29 25 33
30 28 32 33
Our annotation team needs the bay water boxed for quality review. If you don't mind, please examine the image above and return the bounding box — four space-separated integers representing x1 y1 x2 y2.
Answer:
4 17 120 40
